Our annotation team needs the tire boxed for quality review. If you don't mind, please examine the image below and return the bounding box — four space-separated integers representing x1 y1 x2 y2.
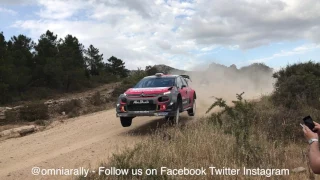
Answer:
120 117 132 127
172 107 180 124
166 100 181 125
188 99 196 116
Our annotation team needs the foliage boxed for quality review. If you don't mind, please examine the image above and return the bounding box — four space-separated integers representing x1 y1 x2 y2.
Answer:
112 69 147 98
59 99 82 115
206 93 261 165
20 102 49 122
0 30 129 105
84 45 104 76
272 61 320 109
90 91 103 106
145 65 158 76
105 56 129 78
4 110 20 124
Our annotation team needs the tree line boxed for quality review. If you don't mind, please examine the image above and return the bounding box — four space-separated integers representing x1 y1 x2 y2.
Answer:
0 30 129 104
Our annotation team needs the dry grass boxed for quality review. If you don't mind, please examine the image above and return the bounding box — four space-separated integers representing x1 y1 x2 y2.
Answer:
82 120 317 180
80 93 320 180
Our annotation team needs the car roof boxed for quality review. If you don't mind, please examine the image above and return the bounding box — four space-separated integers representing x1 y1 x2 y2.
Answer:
144 74 179 79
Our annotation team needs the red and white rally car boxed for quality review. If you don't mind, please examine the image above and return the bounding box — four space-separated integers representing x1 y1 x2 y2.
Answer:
116 73 197 127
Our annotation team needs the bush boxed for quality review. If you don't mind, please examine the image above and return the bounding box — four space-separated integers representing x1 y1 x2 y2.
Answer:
272 61 320 109
90 91 103 106
59 99 82 114
207 93 320 144
67 109 80 118
253 96 320 143
20 102 49 122
34 119 46 126
4 110 20 123
91 73 119 84
206 93 262 165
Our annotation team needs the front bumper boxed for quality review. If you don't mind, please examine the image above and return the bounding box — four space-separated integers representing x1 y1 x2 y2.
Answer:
116 110 176 117
116 94 177 118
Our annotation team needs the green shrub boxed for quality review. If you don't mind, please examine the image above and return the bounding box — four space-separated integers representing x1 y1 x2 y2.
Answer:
272 61 320 109
253 96 320 143
207 93 320 145
20 102 49 122
206 93 261 165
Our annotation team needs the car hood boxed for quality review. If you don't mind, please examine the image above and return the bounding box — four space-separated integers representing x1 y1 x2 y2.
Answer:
125 87 172 95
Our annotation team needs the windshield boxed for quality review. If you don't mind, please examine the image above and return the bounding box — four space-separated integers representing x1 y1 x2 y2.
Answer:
134 77 175 88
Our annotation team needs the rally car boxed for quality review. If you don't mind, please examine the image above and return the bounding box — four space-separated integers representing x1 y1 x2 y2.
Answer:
116 73 197 127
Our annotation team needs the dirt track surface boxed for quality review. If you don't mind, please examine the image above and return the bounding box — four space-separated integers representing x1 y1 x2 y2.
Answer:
0 108 199 180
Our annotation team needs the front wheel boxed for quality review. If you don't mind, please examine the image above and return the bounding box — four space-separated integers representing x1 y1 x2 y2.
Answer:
166 100 181 125
188 99 196 116
120 117 132 127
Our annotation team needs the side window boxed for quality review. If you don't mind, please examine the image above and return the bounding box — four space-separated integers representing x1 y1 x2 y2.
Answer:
176 77 182 88
181 77 188 87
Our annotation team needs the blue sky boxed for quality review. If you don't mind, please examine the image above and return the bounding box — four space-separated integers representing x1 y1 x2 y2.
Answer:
1 0 320 71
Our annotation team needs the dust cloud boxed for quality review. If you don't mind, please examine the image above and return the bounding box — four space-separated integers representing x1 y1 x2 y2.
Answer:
170 63 276 111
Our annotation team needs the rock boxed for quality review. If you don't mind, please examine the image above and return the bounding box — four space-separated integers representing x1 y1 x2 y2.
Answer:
13 106 22 110
62 111 66 115
291 167 306 173
13 125 36 136
0 129 14 137
44 100 54 105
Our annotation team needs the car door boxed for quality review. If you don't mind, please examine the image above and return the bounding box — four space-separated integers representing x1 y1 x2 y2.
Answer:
177 77 189 109
180 77 191 107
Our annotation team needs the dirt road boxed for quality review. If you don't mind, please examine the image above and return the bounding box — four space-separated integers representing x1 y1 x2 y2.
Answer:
0 108 199 180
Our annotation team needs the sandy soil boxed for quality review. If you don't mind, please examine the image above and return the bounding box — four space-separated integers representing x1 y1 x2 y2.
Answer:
0 107 203 180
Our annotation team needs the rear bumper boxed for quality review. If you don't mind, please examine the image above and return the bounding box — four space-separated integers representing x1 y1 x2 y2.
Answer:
116 110 176 118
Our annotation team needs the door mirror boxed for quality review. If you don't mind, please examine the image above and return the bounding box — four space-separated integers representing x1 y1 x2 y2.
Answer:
181 85 187 89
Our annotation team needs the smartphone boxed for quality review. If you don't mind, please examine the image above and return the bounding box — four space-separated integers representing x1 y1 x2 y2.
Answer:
303 116 317 132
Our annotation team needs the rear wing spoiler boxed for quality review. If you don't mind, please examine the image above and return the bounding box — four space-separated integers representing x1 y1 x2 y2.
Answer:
181 75 192 82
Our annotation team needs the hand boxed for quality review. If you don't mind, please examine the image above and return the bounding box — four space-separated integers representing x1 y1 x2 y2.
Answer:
303 125 318 140
313 122 320 136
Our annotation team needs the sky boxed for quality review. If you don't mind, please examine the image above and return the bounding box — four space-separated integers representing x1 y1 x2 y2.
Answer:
0 0 320 71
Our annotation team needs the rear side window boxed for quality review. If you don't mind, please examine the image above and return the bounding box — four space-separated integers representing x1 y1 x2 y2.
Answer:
181 77 188 87
176 77 183 88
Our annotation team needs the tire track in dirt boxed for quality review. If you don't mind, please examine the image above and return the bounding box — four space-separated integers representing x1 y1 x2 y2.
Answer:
0 106 201 180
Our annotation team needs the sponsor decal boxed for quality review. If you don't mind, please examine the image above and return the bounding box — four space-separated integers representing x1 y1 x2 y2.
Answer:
133 111 150 113
133 100 150 104
156 112 169 116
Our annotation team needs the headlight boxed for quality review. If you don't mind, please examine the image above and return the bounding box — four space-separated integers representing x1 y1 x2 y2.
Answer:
121 97 127 103
158 96 170 102
163 91 171 95
123 93 127 96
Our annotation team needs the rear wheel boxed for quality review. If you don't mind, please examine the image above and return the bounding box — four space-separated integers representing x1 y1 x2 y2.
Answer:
120 117 132 127
188 99 196 116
